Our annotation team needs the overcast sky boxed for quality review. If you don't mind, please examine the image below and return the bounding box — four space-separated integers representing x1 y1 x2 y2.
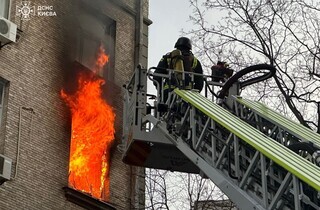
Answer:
148 0 194 68
147 1 196 93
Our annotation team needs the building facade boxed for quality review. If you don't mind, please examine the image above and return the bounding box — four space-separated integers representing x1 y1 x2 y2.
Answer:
0 0 150 209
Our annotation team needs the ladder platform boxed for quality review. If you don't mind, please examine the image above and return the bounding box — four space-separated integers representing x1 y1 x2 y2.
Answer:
122 129 200 173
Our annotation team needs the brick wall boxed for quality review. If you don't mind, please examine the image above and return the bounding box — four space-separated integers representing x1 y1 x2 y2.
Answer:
0 0 150 209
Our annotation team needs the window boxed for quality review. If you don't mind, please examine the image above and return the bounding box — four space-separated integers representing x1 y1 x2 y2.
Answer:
75 4 116 82
0 78 8 127
0 80 5 126
0 0 10 19
0 78 8 152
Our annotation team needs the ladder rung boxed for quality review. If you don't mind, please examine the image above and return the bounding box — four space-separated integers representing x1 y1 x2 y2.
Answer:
175 89 320 191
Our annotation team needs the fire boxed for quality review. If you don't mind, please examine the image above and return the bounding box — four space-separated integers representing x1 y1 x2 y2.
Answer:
95 46 109 75
61 46 115 200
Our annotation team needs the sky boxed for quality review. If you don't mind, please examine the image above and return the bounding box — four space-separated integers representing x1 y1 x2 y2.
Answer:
147 1 196 93
148 0 195 69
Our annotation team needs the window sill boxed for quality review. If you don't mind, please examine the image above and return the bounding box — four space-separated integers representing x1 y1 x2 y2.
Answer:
63 187 116 210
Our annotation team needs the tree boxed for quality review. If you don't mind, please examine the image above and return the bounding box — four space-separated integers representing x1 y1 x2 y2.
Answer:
145 169 171 209
145 169 231 210
187 0 320 132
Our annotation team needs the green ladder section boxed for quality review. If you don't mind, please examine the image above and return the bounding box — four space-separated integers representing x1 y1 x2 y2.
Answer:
174 89 320 191
236 97 320 148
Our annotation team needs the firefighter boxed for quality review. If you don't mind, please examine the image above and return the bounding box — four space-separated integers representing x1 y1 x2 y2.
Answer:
153 37 204 103
211 61 234 83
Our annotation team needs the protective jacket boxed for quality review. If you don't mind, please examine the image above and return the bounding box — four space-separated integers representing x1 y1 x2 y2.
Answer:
153 50 204 92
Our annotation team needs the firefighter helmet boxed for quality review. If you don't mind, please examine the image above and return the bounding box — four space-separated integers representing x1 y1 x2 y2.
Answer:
174 37 192 50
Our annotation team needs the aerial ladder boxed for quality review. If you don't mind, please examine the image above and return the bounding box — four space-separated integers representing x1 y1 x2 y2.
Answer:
121 64 320 210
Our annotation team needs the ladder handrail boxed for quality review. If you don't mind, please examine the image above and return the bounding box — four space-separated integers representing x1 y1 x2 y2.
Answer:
236 97 320 148
175 89 320 191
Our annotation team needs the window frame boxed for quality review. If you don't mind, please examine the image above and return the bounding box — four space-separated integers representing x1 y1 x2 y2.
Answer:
0 79 6 128
75 8 116 82
0 78 8 154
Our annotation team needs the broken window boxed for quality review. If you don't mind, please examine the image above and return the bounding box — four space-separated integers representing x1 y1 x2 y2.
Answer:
63 3 117 206
75 5 116 83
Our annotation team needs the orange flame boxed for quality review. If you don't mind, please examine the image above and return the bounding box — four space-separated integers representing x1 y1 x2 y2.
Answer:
61 46 115 200
95 46 109 75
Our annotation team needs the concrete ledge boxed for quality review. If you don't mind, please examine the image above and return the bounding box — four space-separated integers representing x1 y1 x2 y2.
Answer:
63 187 116 210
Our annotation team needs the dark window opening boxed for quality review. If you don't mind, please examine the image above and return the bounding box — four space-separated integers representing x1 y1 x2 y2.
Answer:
75 3 116 83
64 4 118 208
0 78 8 130
0 77 9 153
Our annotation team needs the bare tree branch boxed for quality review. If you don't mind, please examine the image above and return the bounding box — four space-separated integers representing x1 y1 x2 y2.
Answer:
188 0 320 131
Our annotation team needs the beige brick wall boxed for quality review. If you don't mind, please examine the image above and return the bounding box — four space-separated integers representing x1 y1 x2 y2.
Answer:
0 0 150 209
